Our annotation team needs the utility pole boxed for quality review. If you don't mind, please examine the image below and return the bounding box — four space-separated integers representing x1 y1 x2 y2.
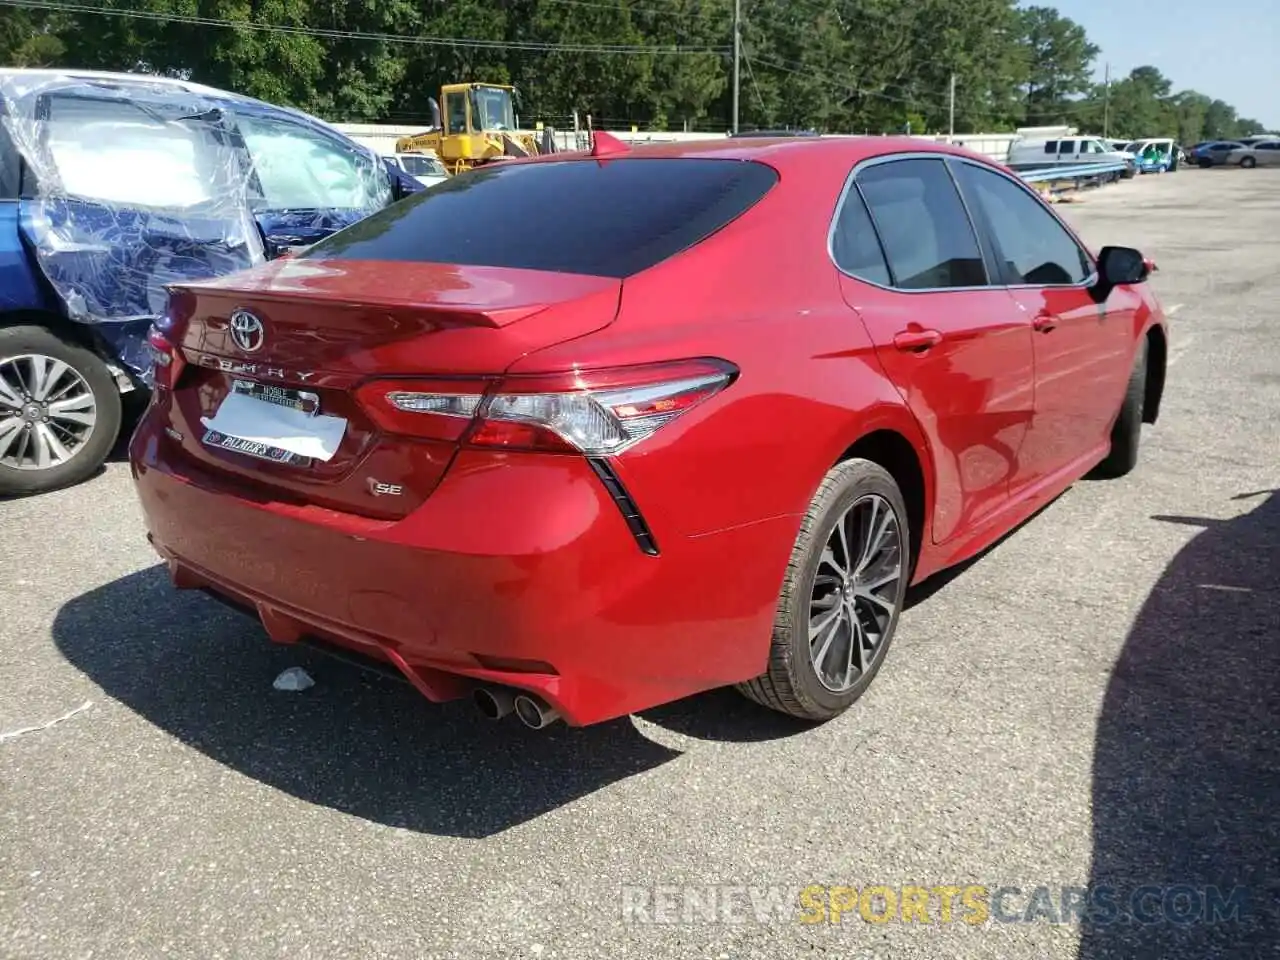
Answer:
732 0 741 134
1103 62 1111 138
948 73 956 138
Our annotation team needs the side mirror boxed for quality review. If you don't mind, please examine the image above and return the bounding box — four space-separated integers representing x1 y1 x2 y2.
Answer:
1098 245 1151 285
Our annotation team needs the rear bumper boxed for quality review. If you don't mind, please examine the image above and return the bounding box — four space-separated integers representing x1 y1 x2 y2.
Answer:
130 418 797 726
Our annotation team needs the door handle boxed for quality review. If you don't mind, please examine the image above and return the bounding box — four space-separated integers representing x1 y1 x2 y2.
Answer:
1032 313 1060 333
893 328 943 352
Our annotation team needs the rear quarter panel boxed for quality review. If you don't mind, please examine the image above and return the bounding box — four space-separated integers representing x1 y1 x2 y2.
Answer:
507 148 934 545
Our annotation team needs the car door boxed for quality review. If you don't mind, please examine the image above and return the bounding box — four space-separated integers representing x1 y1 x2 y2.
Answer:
0 123 50 314
832 155 1035 545
1257 142 1280 166
951 158 1134 491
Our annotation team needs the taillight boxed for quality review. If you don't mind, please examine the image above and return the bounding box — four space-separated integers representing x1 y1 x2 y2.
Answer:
356 359 736 454
474 359 736 453
146 325 185 390
354 378 491 441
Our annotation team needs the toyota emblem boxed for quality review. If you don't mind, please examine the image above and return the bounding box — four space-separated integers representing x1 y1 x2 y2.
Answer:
229 309 265 353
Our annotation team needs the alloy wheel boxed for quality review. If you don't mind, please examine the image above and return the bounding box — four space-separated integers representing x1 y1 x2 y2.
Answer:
808 493 903 693
0 354 98 471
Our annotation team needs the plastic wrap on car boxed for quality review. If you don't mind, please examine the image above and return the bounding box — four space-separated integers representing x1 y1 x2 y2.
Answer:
0 72 266 377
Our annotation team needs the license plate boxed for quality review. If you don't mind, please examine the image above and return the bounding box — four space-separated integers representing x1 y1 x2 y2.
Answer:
201 428 313 467
231 378 319 416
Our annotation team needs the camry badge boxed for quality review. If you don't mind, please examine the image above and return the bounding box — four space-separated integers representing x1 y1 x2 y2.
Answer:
229 309 265 353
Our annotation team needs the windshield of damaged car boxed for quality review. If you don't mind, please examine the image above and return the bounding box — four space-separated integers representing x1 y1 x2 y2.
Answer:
40 94 233 208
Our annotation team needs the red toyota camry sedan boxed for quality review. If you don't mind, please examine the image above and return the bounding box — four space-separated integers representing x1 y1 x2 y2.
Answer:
131 136 1168 729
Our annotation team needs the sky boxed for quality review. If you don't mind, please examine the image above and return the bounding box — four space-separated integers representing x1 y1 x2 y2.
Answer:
1050 0 1279 129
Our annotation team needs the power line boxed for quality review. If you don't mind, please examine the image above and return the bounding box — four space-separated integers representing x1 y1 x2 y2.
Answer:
0 0 729 55
741 45 768 114
540 0 727 19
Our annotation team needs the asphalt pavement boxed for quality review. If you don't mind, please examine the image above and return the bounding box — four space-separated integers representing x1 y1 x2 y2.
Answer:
2 166 1277 960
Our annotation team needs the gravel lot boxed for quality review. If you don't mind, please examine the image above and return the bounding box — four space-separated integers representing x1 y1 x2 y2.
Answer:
2 167 1277 960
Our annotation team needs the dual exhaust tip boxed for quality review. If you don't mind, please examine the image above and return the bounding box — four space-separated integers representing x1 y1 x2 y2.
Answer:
473 686 560 730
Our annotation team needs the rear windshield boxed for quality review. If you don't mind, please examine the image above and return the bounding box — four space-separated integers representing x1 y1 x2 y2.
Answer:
299 157 779 278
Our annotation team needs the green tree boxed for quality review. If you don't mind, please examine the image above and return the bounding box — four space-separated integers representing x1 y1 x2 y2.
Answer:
1103 66 1176 138
1202 99 1240 139
0 8 68 66
1018 5 1098 126
1233 116 1267 137
0 0 1266 142
1167 90 1211 144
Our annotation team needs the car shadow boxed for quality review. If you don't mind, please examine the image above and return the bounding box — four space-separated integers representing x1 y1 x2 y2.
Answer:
52 565 683 839
638 687 817 742
1078 490 1279 957
905 499 1058 609
106 392 148 463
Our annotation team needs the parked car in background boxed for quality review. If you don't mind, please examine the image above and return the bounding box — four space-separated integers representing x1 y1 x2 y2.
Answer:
1007 136 1136 177
1102 138 1139 165
1192 140 1246 167
1225 139 1280 168
1234 134 1280 147
0 68 422 497
1124 138 1179 173
132 137 1168 730
383 150 451 187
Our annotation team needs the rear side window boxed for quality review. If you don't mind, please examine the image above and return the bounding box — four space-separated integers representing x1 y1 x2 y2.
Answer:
855 158 987 290
1043 141 1058 154
830 185 891 286
42 95 222 208
301 158 779 278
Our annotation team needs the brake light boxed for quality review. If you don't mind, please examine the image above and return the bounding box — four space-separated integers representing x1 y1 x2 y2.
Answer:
146 325 185 390
355 359 736 453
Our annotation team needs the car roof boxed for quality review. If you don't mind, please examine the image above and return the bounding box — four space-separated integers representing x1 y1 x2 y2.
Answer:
0 66 369 153
541 135 996 169
0 67 241 101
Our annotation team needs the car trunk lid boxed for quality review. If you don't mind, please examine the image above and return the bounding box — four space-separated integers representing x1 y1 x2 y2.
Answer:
159 258 621 518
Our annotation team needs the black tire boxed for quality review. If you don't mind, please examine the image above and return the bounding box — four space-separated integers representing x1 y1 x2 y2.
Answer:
1096 339 1148 479
1240 156 1257 169
738 458 910 721
0 324 123 497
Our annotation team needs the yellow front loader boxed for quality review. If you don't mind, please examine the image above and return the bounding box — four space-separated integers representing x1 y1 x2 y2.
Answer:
395 83 554 174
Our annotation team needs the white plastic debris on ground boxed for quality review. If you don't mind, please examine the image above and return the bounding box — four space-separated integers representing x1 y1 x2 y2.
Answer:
273 667 315 692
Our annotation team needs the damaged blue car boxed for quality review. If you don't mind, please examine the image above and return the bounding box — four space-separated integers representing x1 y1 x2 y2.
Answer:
0 68 421 496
